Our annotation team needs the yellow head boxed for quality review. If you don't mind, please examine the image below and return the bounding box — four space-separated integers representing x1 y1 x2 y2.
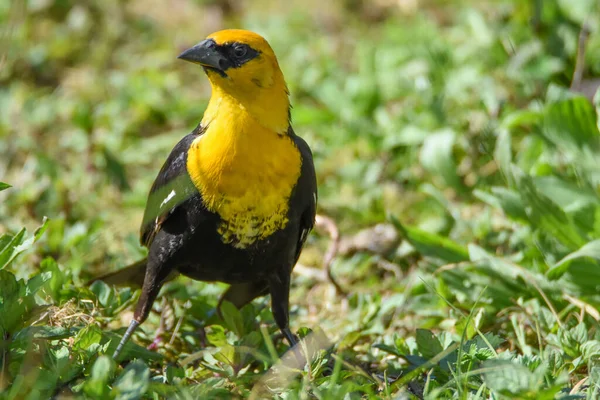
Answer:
178 29 290 133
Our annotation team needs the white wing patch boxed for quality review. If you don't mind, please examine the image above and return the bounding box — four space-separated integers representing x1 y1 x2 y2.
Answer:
160 189 176 208
300 228 308 244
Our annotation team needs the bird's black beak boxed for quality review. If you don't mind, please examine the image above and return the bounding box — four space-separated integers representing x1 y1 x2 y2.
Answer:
178 39 230 77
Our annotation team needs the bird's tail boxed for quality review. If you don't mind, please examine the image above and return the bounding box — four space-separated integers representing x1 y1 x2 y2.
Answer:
87 258 148 288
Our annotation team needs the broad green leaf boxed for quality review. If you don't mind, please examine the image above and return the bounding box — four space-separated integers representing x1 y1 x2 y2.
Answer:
516 171 586 250
84 356 115 399
0 235 12 257
0 270 32 334
40 257 65 301
0 228 27 269
0 219 47 270
569 324 588 345
416 329 443 360
220 300 245 338
25 271 52 297
0 182 10 191
112 360 150 400
484 360 564 399
494 128 513 185
165 364 185 384
559 326 583 358
534 176 599 212
542 96 600 151
213 344 236 367
240 302 259 337
239 330 262 363
90 280 114 309
0 270 20 304
419 129 463 191
546 83 579 104
13 326 74 340
453 245 551 309
205 325 229 348
391 216 469 263
547 239 600 279
74 324 103 352
591 364 600 390
500 109 542 131
474 187 528 221
34 217 49 241
560 259 600 296
477 332 505 350
468 244 525 280
72 323 105 361
339 331 362 351
373 343 403 358
483 360 536 396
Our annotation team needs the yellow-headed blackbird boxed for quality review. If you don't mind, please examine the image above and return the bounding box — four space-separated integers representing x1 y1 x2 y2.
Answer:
93 30 317 358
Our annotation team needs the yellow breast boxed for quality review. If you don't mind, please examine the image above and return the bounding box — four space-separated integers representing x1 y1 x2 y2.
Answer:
186 100 301 249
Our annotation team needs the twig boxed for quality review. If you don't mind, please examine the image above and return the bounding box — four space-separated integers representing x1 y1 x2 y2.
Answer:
571 376 588 395
571 20 591 90
314 214 346 296
563 293 600 321
169 315 184 346
376 258 402 280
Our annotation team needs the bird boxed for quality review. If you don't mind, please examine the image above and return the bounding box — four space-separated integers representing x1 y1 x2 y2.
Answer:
91 29 317 359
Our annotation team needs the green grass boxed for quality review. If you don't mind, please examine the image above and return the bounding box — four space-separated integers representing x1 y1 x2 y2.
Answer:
2 0 600 398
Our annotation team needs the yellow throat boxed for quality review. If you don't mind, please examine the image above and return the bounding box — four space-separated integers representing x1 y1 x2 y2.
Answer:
186 84 302 248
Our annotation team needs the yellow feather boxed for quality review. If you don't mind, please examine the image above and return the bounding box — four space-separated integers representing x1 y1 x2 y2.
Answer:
186 30 301 248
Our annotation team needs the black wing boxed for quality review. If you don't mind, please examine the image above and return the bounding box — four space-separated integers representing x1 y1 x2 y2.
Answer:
140 125 205 247
290 128 317 264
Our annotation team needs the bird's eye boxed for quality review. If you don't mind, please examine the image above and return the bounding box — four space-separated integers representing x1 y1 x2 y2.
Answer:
233 45 247 59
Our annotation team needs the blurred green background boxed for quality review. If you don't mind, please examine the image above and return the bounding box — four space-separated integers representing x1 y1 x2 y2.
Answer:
2 0 600 398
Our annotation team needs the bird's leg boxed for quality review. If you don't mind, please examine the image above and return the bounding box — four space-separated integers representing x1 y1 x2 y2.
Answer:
268 268 298 347
113 255 174 360
113 320 139 358
268 268 305 366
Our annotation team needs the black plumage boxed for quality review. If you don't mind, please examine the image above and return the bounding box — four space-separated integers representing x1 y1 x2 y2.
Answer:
93 125 316 357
